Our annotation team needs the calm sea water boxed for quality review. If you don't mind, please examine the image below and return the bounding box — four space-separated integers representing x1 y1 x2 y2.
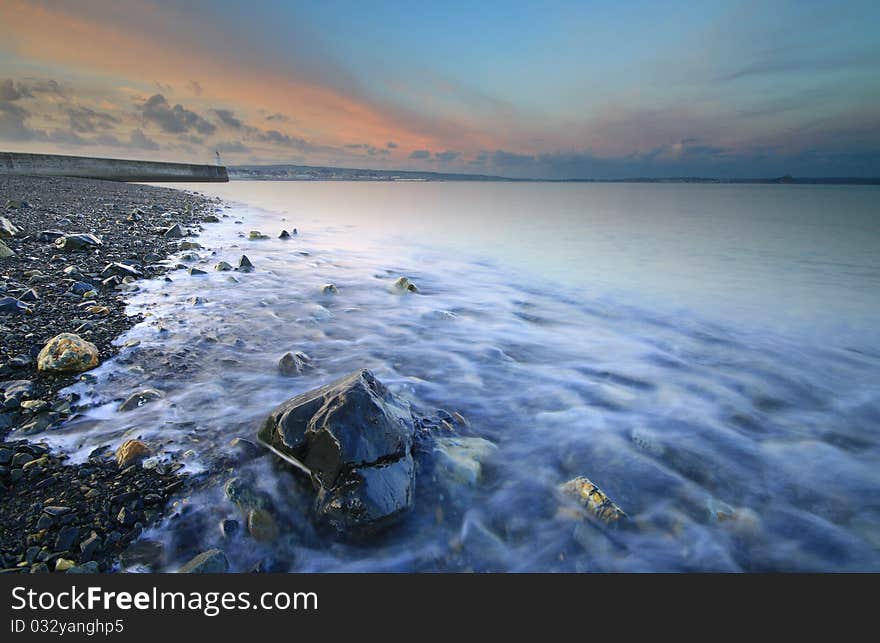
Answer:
47 181 880 571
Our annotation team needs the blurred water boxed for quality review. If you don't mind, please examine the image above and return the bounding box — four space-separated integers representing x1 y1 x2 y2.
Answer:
45 182 880 572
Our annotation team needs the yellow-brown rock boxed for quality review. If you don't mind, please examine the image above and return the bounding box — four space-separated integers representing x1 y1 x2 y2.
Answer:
116 439 152 468
36 333 99 373
559 476 627 523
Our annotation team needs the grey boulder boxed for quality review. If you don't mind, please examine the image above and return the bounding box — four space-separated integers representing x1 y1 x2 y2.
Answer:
259 369 415 535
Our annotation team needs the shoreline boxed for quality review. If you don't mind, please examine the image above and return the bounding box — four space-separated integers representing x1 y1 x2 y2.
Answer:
1 175 222 573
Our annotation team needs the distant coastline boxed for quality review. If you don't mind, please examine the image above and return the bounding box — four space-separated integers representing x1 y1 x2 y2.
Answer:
230 164 880 185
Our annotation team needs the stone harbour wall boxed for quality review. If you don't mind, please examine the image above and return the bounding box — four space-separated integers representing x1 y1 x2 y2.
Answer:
0 151 228 183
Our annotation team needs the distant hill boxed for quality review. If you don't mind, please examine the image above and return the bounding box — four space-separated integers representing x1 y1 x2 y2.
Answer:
228 164 880 185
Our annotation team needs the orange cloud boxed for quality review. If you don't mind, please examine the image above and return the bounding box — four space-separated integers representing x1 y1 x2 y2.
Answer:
0 0 497 159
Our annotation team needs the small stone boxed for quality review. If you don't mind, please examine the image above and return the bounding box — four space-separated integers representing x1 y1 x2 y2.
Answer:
11 452 33 467
118 389 164 412
115 439 152 467
188 267 207 276
278 351 312 376
54 526 80 552
279 229 291 239
321 283 338 294
66 561 100 574
237 255 254 272
164 223 186 238
0 216 21 237
559 476 626 524
43 506 71 517
248 230 269 240
54 233 102 251
187 296 206 305
36 230 64 243
214 261 233 271
179 241 202 250
37 333 99 373
178 549 228 573
394 276 420 293
0 240 14 258
55 558 76 572
0 297 30 315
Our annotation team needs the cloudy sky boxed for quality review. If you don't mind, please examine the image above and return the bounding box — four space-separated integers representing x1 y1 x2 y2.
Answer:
1 0 878 178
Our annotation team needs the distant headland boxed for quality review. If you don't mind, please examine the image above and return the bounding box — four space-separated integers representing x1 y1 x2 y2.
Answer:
230 164 880 185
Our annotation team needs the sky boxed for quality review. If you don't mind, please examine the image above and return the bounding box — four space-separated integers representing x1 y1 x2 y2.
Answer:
0 0 878 179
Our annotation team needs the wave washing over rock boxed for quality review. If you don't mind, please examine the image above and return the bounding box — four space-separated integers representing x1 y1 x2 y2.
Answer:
33 193 880 573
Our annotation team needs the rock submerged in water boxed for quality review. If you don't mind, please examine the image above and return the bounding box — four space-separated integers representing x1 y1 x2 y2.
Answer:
393 276 419 293
237 255 254 272
321 283 338 295
258 369 415 535
278 351 312 376
118 388 164 412
36 333 99 373
559 476 626 524
178 549 228 573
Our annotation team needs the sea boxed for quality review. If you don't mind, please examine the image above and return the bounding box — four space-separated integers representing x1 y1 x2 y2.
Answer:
44 181 880 571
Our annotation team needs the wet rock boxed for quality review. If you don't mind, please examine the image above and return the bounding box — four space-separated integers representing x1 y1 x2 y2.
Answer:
559 476 626 524
202 214 220 223
0 297 30 315
228 437 262 462
54 233 102 251
36 230 65 243
187 296 207 305
187 267 207 276
0 240 14 258
279 229 291 239
54 526 80 552
220 519 239 538
394 276 420 293
164 223 186 238
115 439 152 468
119 540 164 568
247 508 279 542
259 369 415 534
118 388 164 412
248 230 269 240
55 558 76 572
278 351 312 376
179 241 202 250
321 283 338 295
237 255 254 272
224 477 272 514
36 333 99 373
178 549 228 573
19 288 38 302
66 561 100 574
432 436 497 489
214 261 233 271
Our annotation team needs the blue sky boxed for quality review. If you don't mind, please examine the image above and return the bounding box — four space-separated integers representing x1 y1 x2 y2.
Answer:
0 0 878 177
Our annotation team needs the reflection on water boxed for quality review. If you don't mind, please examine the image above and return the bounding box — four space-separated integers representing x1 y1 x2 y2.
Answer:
43 182 880 571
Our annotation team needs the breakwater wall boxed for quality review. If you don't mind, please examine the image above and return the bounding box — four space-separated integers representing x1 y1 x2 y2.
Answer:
0 151 228 182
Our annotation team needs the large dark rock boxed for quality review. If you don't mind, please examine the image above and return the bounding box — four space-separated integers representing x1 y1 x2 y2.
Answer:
258 369 415 534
